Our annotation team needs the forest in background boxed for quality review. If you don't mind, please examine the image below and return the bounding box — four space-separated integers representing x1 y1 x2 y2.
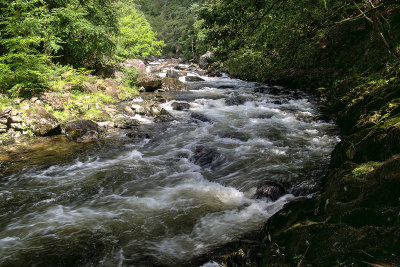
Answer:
1 0 400 264
0 0 163 98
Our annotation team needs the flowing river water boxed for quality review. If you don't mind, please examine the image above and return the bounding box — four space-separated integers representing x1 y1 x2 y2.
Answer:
0 68 339 266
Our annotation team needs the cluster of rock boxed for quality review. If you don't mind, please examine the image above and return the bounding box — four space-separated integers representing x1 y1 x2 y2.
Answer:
0 53 220 146
0 99 61 145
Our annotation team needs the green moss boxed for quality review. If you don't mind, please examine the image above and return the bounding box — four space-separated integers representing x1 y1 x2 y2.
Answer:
352 161 384 177
0 96 15 110
82 108 111 122
117 85 138 100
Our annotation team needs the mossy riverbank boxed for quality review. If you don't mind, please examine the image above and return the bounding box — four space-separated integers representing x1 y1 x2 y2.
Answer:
205 70 400 266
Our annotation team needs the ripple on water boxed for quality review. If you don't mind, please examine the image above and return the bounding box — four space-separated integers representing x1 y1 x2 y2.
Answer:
0 72 338 266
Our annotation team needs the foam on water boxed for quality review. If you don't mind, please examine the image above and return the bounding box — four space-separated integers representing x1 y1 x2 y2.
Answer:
0 72 338 266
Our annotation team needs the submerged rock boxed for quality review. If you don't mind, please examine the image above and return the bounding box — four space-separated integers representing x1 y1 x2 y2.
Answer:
190 112 212 123
190 145 223 168
254 181 285 201
64 120 99 142
225 94 248 106
154 109 174 122
126 132 151 139
172 102 190 111
186 76 205 82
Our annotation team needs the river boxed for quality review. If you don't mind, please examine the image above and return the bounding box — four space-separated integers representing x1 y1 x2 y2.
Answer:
0 68 338 266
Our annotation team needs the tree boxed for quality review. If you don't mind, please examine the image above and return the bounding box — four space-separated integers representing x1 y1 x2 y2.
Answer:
115 5 164 61
0 0 50 96
199 0 400 83
45 0 119 69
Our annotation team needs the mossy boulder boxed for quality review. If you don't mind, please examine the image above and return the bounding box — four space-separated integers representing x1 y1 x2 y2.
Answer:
63 120 99 142
137 74 162 91
24 107 61 136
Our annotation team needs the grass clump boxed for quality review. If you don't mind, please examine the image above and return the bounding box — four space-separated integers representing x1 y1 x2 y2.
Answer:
352 162 384 177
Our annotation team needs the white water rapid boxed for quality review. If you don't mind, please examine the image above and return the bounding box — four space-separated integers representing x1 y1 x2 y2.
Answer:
0 67 338 266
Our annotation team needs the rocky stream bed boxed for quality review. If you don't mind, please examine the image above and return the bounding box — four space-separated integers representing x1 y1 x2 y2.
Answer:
0 61 342 266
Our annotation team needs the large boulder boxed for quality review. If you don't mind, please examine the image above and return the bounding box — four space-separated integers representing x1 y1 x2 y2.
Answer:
162 78 188 91
24 107 61 136
138 74 162 92
199 51 214 69
64 120 99 142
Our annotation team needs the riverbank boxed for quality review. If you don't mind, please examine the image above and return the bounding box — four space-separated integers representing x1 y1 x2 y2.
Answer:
202 67 400 266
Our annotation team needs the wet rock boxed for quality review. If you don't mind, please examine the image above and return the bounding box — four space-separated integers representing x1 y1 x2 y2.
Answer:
166 69 179 79
138 74 162 91
272 100 283 105
40 92 65 110
24 108 61 136
186 76 205 82
126 132 151 139
131 104 146 115
190 112 211 123
190 146 222 168
154 109 174 122
162 78 188 91
124 105 135 115
114 115 140 129
150 106 161 116
207 70 223 77
225 94 248 106
218 85 235 89
176 152 190 159
64 120 99 142
254 181 285 201
172 102 190 111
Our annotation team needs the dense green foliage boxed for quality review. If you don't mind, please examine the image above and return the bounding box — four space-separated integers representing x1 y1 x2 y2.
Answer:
137 0 208 59
0 0 163 97
115 5 164 61
200 0 400 84
0 0 51 96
